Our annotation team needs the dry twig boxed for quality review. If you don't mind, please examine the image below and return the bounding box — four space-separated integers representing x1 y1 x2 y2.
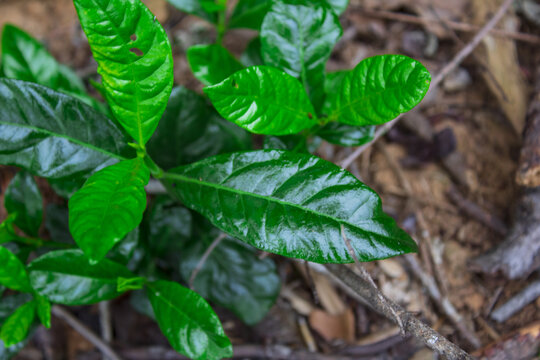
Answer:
340 0 515 170
51 305 122 360
189 233 226 289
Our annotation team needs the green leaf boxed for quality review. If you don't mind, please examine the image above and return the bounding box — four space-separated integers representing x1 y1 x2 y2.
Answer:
74 0 174 145
107 228 141 267
229 0 272 29
0 300 36 347
240 37 263 67
0 79 134 179
0 246 31 292
187 44 244 86
317 122 375 147
327 55 431 125
0 294 32 322
5 171 42 236
0 217 18 245
69 158 150 262
147 280 232 360
1 24 60 87
117 277 146 292
28 249 134 305
166 0 218 22
260 1 342 110
163 150 417 263
44 204 73 245
147 86 251 169
180 229 280 325
35 295 51 329
325 0 349 15
204 66 318 135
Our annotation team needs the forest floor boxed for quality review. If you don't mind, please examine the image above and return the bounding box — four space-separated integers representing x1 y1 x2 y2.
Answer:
1 0 540 359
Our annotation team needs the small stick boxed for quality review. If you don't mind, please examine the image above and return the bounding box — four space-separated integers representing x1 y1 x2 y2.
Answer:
349 7 540 45
189 233 226 289
340 0 515 170
491 280 540 323
99 301 113 360
51 305 123 360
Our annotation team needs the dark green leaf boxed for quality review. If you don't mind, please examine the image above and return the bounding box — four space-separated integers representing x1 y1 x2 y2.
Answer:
0 79 134 179
229 0 272 29
326 55 431 125
317 122 374 147
144 196 192 259
180 232 280 325
0 300 35 347
69 158 149 262
164 150 417 263
263 135 305 151
187 44 244 86
0 246 31 292
74 0 174 145
130 290 155 319
260 1 342 110
147 280 232 360
147 86 251 169
44 204 73 245
28 250 134 305
1 24 60 87
0 294 32 321
204 66 318 135
5 171 42 236
35 295 51 329
167 0 218 22
240 37 263 67
108 228 141 267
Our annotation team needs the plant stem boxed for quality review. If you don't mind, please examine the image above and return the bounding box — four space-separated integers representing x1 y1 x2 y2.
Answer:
216 0 228 45
144 153 164 179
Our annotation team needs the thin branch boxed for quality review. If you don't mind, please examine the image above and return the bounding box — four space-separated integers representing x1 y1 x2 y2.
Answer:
189 233 226 289
323 265 473 360
51 305 123 360
340 0 515 169
350 7 540 45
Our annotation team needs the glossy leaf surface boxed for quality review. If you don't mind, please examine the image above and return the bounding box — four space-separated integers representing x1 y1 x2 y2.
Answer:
147 280 232 360
164 150 417 263
0 301 35 347
28 250 134 305
167 0 218 22
318 122 375 147
74 0 174 144
179 225 280 325
35 296 51 329
147 86 251 169
69 158 149 262
204 66 317 135
260 0 342 109
5 172 42 236
0 246 31 292
0 79 134 179
229 0 271 29
327 55 431 125
187 44 244 85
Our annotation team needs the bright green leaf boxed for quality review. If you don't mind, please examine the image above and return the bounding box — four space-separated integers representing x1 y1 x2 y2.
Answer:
325 0 349 15
0 79 134 180
0 300 36 347
204 66 318 135
28 249 134 305
147 280 232 360
117 277 146 292
0 294 32 322
327 55 431 125
69 158 150 262
229 0 272 29
260 1 342 110
179 223 280 325
147 86 251 169
74 0 174 145
164 150 418 263
0 246 31 292
0 216 18 245
187 44 244 86
166 0 218 22
5 171 42 236
317 122 375 147
35 295 51 329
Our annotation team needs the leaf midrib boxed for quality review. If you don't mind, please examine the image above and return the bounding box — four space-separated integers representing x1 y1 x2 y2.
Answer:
163 172 390 240
0 120 126 160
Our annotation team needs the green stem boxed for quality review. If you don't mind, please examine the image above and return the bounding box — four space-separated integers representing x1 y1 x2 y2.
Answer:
216 0 228 45
144 153 164 179
13 235 74 249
